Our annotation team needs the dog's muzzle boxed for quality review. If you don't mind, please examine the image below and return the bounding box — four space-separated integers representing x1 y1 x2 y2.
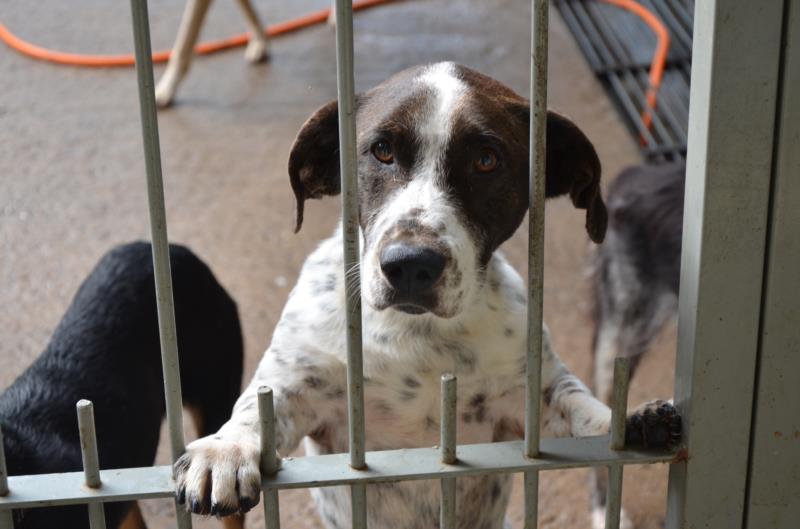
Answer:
379 243 446 314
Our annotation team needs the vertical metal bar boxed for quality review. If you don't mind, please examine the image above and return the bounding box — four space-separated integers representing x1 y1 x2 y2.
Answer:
128 2 191 527
0 425 8 497
609 358 630 451
605 466 623 529
605 359 630 529
333 1 366 528
525 0 547 464
523 472 539 529
258 388 280 529
440 375 457 529
524 1 547 527
665 1 785 528
525 0 548 529
76 401 106 529
334 0 365 475
0 425 13 529
745 4 800 527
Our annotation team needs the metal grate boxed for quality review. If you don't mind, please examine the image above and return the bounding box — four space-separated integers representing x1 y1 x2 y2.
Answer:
554 0 693 162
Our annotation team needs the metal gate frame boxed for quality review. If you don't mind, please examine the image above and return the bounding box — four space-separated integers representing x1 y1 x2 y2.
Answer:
1 1 798 528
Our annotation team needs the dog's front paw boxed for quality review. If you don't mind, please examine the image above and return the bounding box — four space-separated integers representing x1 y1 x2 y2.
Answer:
625 400 682 449
174 435 261 516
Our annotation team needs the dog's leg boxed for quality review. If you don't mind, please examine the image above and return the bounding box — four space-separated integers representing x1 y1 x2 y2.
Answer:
233 0 270 63
328 0 337 26
155 0 213 108
174 346 346 517
186 405 205 437
222 514 245 529
539 326 680 444
118 502 147 529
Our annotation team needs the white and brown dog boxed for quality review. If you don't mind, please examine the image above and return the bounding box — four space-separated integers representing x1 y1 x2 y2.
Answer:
154 0 336 107
173 63 681 529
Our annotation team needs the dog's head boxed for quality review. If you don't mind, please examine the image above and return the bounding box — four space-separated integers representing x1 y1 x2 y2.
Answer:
289 62 605 318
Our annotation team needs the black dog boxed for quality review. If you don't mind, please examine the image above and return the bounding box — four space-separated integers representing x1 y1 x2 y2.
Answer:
589 162 684 528
0 242 243 529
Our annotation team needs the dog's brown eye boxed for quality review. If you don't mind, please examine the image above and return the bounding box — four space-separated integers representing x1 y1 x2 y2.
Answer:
372 140 394 164
474 149 498 173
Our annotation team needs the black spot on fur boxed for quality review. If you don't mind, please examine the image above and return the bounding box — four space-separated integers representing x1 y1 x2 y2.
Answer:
399 390 416 401
325 387 346 399
491 481 502 501
469 393 486 407
543 386 554 406
403 376 421 388
304 376 326 389
504 327 514 338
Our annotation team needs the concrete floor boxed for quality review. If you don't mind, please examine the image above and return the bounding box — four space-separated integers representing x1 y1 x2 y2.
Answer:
1 0 676 527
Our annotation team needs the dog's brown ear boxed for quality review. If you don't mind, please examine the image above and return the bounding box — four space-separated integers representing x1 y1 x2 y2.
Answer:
545 111 607 243
288 99 343 233
507 102 607 243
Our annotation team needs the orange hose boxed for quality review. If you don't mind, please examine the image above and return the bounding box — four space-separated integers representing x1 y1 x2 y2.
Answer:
0 0 397 67
599 0 670 142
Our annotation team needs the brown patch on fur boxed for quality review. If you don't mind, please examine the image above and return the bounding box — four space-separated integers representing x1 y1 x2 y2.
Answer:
118 503 147 529
222 515 246 529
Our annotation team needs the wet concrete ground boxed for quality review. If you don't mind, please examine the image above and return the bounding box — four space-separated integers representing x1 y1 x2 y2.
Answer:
1 0 676 527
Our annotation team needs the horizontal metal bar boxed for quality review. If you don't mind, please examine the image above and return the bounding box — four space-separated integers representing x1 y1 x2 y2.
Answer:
0 438 677 510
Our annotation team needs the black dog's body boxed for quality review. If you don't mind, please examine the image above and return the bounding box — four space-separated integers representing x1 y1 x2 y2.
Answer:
1 242 243 529
589 163 684 528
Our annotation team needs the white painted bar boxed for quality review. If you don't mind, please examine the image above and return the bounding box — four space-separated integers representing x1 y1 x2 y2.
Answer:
0 438 676 509
666 1 785 528
128 1 192 526
258 388 280 529
76 401 106 529
745 2 800 527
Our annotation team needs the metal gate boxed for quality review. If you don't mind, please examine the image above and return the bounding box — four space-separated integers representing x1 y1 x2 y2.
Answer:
1 1 798 528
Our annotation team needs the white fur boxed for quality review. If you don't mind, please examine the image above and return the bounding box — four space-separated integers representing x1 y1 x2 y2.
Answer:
176 223 619 529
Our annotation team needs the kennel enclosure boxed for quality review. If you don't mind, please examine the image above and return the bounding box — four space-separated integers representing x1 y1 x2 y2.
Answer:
1 1 799 528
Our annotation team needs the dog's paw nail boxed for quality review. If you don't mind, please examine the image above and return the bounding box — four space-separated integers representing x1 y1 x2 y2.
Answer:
239 496 256 513
210 503 219 516
190 498 202 513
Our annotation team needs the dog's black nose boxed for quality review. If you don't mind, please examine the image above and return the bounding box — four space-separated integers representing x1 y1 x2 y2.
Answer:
380 244 446 295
